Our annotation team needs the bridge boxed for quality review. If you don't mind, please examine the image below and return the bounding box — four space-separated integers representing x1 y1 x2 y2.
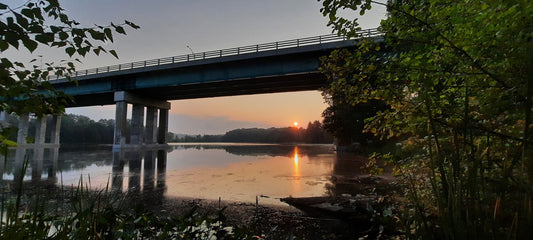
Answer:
6 28 382 150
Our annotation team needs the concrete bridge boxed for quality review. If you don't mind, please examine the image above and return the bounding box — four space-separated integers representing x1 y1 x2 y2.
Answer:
5 28 382 150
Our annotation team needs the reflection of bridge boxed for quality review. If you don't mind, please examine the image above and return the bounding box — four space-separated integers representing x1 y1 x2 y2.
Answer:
0 146 168 197
2 29 382 150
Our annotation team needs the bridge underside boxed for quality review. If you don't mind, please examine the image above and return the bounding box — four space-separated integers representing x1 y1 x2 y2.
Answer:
45 40 364 149
70 72 326 107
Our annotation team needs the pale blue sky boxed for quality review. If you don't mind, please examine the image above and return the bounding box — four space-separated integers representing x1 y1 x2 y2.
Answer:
18 0 386 134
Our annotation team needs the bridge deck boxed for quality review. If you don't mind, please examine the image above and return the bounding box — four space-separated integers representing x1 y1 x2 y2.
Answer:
50 29 382 107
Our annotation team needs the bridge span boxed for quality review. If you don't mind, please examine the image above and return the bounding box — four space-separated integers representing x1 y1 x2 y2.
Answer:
7 29 382 150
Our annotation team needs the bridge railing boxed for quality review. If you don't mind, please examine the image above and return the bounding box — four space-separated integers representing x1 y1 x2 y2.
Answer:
54 28 381 80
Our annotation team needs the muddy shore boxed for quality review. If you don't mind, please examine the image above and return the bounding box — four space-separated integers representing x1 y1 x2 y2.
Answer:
131 174 398 239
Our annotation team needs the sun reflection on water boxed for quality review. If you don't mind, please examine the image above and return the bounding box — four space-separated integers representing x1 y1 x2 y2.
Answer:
292 146 301 179
293 147 299 165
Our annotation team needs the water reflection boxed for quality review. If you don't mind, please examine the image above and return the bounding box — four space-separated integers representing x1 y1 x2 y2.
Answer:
111 149 167 193
0 143 377 206
1 145 60 185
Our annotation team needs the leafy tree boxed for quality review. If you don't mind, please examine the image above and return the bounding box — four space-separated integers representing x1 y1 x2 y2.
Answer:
0 0 138 117
304 120 333 143
320 0 532 238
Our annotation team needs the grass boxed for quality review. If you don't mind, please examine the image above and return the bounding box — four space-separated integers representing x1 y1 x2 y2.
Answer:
0 158 258 240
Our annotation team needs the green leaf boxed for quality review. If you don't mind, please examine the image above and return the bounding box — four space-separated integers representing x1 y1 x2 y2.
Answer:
5 32 19 49
114 26 126 34
109 50 119 59
0 40 8 51
104 28 113 42
50 26 61 33
23 39 38 52
35 33 54 44
65 47 75 57
2 140 17 147
125 20 140 29
58 32 69 41
14 13 29 28
21 8 34 18
88 29 105 41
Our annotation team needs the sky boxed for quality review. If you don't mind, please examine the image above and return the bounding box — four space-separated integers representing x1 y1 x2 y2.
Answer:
15 0 386 134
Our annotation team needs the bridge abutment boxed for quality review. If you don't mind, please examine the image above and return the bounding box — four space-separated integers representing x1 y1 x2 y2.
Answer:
112 91 171 150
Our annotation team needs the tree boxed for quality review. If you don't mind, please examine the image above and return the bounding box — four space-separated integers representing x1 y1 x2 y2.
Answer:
0 1 139 116
319 0 532 238
0 0 138 148
304 120 332 143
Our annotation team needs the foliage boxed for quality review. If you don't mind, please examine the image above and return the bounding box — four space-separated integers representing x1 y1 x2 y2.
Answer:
173 122 333 144
319 0 533 238
0 178 252 239
0 0 139 117
60 114 115 144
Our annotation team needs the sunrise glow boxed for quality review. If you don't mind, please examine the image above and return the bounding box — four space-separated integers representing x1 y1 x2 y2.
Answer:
293 121 298 127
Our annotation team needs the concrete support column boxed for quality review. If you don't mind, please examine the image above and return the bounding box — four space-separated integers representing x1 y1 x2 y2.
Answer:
14 113 30 183
32 147 44 181
113 101 128 147
158 109 169 144
114 91 170 149
49 115 61 145
17 113 29 144
48 146 59 180
145 107 158 144
131 104 145 144
34 116 47 145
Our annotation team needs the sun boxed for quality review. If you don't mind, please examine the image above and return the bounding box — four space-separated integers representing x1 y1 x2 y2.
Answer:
293 121 298 127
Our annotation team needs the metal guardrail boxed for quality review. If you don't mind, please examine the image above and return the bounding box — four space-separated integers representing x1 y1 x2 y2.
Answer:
53 28 381 80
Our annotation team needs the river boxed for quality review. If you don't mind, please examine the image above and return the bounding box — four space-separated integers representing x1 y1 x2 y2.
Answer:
1 143 369 206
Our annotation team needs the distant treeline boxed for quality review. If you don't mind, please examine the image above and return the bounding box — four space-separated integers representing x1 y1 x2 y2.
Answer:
172 121 333 144
1 114 115 144
1 114 333 144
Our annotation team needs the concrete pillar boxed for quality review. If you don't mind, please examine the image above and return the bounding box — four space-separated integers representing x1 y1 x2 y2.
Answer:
32 147 44 181
130 104 144 145
48 146 59 180
49 115 61 145
114 91 170 148
14 113 30 182
32 116 46 181
17 113 29 144
34 116 47 145
145 107 158 144
14 146 28 184
113 101 128 148
158 109 169 144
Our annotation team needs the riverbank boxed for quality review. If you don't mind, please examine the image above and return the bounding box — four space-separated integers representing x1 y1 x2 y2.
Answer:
0 173 399 239
125 174 399 239
126 195 375 239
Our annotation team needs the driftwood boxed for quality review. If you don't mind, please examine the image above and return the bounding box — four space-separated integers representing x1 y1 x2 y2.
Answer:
280 194 382 221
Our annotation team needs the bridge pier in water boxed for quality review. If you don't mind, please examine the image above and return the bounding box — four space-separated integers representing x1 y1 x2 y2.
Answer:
0 111 62 182
113 91 171 150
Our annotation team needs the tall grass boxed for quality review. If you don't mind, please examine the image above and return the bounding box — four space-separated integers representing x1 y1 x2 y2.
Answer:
0 159 254 240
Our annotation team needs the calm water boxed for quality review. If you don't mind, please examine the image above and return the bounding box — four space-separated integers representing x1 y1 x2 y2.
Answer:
1 143 368 206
